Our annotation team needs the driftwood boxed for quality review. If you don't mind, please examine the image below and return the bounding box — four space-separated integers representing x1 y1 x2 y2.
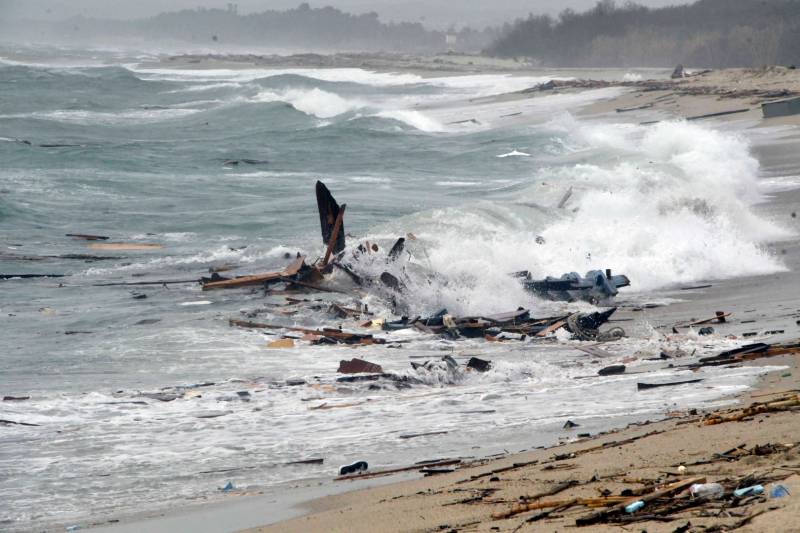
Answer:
575 476 705 526
688 341 800 369
703 394 800 426
1 274 66 279
637 379 703 390
202 256 305 290
492 481 580 519
338 358 383 374
335 459 461 481
229 318 384 345
66 233 109 240
93 279 199 286
458 460 540 484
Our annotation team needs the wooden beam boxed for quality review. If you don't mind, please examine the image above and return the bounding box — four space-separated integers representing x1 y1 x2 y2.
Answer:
202 256 305 290
322 204 346 267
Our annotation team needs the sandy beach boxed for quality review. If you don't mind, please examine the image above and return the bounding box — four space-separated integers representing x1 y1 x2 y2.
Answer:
236 67 800 533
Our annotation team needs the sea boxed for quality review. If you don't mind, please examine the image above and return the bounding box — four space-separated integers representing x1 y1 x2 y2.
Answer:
0 44 795 531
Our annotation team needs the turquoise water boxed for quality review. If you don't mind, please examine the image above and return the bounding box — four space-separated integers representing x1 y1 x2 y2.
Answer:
0 45 792 531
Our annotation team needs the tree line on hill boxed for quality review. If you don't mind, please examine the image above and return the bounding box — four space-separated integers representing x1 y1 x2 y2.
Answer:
487 0 800 68
44 3 498 53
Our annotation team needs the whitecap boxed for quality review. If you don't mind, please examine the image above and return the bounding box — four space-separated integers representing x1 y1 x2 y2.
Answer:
497 150 531 158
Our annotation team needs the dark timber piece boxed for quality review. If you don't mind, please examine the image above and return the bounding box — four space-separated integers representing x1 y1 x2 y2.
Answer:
316 180 345 257
93 279 199 286
202 256 306 290
637 378 703 390
686 108 749 121
66 233 109 241
322 204 346 267
387 237 405 261
1 274 65 279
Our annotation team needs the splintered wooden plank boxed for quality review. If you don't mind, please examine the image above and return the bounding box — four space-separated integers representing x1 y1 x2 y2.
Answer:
535 320 567 337
202 256 305 290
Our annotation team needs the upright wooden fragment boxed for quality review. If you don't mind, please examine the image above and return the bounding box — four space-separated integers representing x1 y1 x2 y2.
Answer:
316 181 345 256
322 204 346 267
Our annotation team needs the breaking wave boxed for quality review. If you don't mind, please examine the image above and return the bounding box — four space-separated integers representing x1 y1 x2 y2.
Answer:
254 87 364 118
349 119 791 316
372 109 445 132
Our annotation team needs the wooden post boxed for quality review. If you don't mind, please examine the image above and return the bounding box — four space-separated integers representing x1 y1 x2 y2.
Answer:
322 204 346 267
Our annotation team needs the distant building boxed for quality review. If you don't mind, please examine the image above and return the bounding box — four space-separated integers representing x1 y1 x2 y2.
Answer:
226 3 238 15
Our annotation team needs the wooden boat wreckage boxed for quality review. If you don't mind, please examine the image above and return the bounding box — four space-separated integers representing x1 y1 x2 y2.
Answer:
207 180 623 344
382 307 622 342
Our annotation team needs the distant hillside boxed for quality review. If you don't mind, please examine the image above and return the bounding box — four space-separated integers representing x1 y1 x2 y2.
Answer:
487 0 800 68
40 3 498 53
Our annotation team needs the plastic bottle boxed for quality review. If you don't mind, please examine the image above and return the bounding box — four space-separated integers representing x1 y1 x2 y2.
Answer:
624 500 645 513
733 484 764 498
770 484 790 499
689 482 724 499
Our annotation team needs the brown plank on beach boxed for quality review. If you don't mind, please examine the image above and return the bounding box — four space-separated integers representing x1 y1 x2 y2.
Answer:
202 256 305 290
575 476 705 526
87 243 162 250
335 459 462 481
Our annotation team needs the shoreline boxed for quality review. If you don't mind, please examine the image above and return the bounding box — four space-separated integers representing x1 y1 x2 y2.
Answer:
241 69 800 532
66 65 800 533
247 355 800 533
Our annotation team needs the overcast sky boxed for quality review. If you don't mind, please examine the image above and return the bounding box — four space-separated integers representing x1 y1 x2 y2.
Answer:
2 0 694 28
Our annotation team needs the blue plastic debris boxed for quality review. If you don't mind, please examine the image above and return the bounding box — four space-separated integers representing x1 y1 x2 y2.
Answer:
733 484 764 498
770 484 791 499
624 500 645 513
220 481 234 492
65 526 80 532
